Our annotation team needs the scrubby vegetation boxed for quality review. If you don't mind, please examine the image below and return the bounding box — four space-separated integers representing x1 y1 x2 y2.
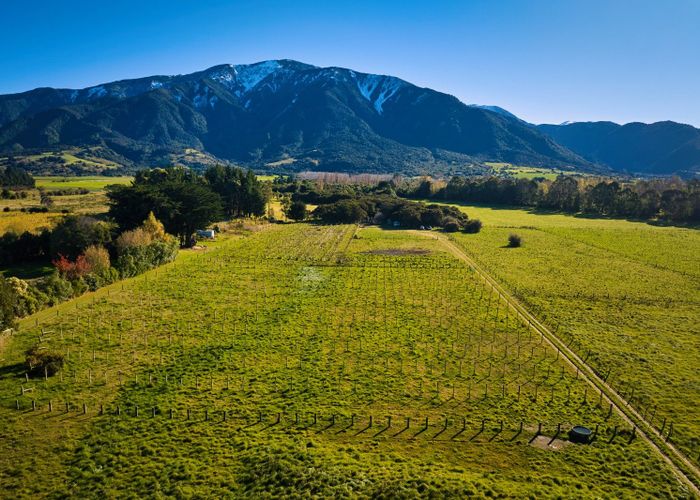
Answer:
1 213 178 327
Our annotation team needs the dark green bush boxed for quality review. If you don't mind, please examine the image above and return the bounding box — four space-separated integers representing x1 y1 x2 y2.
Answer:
115 239 178 278
285 200 308 221
50 215 113 259
36 273 75 306
462 219 483 233
313 200 370 223
442 218 462 232
508 234 522 247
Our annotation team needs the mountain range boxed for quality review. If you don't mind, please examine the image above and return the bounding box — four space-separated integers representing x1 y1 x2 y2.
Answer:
537 121 700 176
0 59 697 177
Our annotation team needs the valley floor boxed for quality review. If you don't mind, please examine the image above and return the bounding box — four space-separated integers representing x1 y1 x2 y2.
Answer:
0 221 695 497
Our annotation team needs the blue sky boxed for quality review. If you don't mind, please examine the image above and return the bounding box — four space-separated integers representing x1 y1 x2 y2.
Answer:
1 0 698 125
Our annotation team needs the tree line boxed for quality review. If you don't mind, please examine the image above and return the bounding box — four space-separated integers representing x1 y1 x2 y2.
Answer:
107 166 270 246
313 195 481 232
400 175 700 223
273 178 481 231
0 165 35 188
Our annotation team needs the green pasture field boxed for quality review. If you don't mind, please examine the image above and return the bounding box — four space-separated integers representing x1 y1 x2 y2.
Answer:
445 203 700 469
0 176 131 233
0 223 687 497
8 150 122 172
484 162 572 180
34 175 133 191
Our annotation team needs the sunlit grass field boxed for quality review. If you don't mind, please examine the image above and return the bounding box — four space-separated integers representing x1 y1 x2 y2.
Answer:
0 224 686 497
34 175 132 191
446 203 700 467
0 211 59 234
0 176 132 236
484 162 573 180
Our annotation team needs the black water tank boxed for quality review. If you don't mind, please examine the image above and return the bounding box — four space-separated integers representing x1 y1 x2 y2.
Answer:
569 425 593 444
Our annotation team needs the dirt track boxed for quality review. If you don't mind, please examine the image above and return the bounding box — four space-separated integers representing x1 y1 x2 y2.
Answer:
417 230 700 496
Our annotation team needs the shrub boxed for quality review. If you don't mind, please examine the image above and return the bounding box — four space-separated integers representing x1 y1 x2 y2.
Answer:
420 208 444 227
7 277 42 317
82 267 119 291
313 200 369 223
394 206 423 228
285 200 308 221
37 273 76 306
114 213 178 277
508 233 522 247
115 227 152 251
82 245 111 275
50 215 113 259
142 211 167 240
442 217 462 232
25 345 64 377
462 219 483 233
52 254 91 280
0 276 17 329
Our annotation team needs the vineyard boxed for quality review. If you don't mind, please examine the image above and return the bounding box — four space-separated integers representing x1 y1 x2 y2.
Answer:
0 223 689 497
446 204 700 473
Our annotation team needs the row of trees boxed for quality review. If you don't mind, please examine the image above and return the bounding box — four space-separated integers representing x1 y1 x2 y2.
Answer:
402 176 700 222
107 166 270 246
313 195 481 232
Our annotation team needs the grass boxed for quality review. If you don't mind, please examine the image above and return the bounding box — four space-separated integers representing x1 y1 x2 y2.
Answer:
0 211 59 234
0 223 687 497
264 158 296 167
444 203 700 468
0 176 131 237
34 175 132 191
484 162 574 180
14 149 123 172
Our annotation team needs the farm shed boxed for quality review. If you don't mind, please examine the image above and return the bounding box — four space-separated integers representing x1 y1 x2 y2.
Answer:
196 229 216 239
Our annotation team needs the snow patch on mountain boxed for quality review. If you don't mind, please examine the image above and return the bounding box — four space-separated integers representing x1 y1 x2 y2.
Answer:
87 86 107 99
373 79 404 114
354 74 405 114
208 65 237 88
233 60 281 93
356 76 380 103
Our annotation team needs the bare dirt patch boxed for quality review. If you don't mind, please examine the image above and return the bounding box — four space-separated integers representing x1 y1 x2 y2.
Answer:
529 435 572 451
